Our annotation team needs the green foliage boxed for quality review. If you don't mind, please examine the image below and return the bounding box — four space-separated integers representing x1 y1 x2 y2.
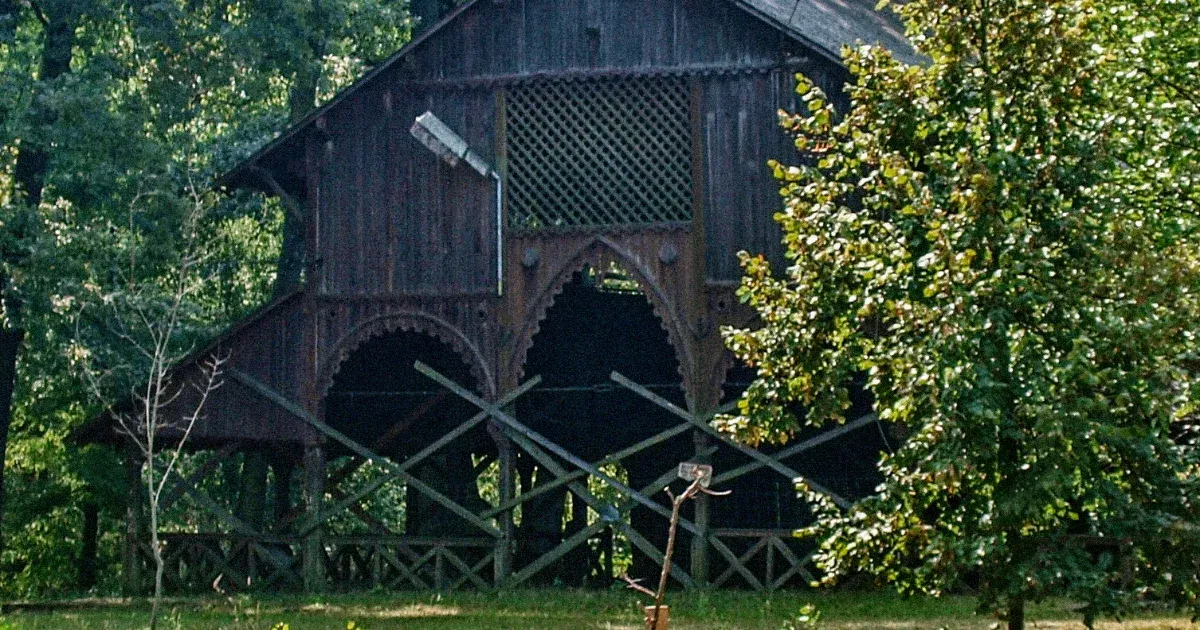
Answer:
0 0 410 598
724 0 1200 624
781 603 822 630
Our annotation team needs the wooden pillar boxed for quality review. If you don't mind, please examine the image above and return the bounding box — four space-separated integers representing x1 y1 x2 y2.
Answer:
236 448 268 585
302 443 326 592
123 453 145 595
690 431 711 586
271 458 295 526
492 421 515 585
239 449 269 533
79 501 99 590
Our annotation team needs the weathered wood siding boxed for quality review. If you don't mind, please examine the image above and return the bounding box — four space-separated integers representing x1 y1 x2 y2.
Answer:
310 0 847 296
162 295 315 445
135 0 857 446
316 82 497 295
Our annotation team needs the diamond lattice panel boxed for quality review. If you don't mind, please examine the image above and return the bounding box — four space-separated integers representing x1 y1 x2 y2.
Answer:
505 75 694 231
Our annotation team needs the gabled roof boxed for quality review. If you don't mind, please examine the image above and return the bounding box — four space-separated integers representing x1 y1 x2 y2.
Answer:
220 0 915 189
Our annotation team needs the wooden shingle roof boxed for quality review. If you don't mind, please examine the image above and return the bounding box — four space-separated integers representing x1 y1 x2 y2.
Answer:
734 0 917 65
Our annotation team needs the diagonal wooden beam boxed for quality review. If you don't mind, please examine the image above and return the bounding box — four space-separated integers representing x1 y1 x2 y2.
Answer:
193 538 247 587
768 537 815 588
509 519 608 586
228 368 502 538
326 391 449 489
378 545 429 590
328 486 393 534
416 362 698 532
297 377 541 537
451 550 495 591
482 419 696 518
506 446 714 589
172 481 297 578
255 543 303 588
611 372 852 509
616 520 695 588
712 413 878 486
440 546 491 590
710 535 765 589
159 442 241 514
280 395 449 527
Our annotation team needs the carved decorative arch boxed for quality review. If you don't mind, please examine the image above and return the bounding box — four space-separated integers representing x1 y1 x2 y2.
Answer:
508 236 695 408
319 310 496 400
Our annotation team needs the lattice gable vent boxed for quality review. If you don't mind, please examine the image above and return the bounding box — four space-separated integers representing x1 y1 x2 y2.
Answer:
504 74 694 231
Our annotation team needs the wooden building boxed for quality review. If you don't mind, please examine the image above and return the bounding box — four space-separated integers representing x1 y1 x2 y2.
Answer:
98 0 913 593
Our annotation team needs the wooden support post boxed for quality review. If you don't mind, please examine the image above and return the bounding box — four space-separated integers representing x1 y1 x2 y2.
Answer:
238 449 269 584
765 536 776 591
272 458 295 526
240 449 269 533
302 443 326 593
493 421 515 585
690 431 711 587
123 453 145 595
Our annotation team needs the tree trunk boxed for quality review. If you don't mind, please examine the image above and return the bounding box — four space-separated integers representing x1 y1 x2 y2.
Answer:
79 501 99 590
1008 594 1025 630
12 13 75 208
148 463 163 630
0 7 77 551
0 328 23 553
124 455 145 595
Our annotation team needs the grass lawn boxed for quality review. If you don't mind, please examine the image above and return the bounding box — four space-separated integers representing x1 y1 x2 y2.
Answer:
0 590 1194 629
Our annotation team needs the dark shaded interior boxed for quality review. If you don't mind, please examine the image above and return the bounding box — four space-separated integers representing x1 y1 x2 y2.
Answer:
325 331 493 537
516 269 691 584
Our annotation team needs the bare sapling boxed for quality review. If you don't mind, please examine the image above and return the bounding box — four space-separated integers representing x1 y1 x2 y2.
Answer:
623 469 728 630
74 180 226 630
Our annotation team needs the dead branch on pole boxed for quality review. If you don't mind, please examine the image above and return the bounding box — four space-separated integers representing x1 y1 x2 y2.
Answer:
623 465 729 630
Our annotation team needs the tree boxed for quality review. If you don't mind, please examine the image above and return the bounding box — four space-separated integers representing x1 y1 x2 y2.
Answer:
0 0 410 595
73 177 225 629
0 0 101 553
723 0 1200 627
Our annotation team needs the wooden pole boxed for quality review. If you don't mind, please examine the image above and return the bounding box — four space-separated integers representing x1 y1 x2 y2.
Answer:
272 459 295 526
302 443 326 592
689 432 711 586
492 420 515 585
123 453 145 595
240 450 269 532
238 449 268 584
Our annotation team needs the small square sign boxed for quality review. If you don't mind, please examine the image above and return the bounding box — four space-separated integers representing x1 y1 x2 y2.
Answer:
677 462 713 487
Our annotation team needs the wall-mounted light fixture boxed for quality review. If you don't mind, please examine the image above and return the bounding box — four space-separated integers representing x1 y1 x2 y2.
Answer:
411 111 504 295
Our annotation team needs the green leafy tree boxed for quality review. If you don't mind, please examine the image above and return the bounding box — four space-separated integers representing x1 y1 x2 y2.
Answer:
723 0 1200 627
0 0 409 595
